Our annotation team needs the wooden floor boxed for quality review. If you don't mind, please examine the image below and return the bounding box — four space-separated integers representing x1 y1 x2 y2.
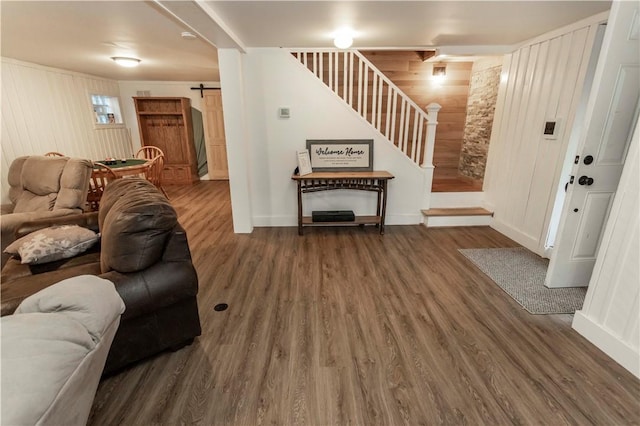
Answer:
432 171 483 192
89 181 639 425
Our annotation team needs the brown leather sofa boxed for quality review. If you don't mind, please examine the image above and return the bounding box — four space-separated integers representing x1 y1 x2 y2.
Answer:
1 178 201 374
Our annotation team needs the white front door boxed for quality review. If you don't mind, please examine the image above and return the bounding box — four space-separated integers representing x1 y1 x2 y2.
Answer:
546 0 640 288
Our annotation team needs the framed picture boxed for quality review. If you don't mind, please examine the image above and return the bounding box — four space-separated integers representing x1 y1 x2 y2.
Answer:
296 149 312 176
306 139 373 171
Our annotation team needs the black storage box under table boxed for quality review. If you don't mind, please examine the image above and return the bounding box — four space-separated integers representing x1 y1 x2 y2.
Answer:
312 210 355 222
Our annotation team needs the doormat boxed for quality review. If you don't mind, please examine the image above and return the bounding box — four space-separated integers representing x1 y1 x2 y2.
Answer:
459 247 587 314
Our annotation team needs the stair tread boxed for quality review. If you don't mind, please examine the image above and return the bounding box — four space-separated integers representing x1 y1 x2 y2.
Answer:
421 207 493 217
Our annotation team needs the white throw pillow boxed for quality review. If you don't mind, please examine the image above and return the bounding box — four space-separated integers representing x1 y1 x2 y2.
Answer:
4 225 99 264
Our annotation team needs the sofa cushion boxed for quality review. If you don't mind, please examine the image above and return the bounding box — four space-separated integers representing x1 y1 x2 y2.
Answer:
14 156 68 213
7 156 28 206
2 276 124 426
54 158 93 210
98 178 151 230
4 225 99 265
100 179 177 273
13 191 57 213
15 275 125 341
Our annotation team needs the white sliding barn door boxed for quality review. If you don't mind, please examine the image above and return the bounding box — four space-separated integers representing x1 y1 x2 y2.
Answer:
546 1 640 288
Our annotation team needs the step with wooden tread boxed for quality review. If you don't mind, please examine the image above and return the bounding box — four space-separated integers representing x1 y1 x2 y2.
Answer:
422 207 493 227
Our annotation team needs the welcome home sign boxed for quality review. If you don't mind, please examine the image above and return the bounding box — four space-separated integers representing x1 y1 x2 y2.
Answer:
306 139 373 172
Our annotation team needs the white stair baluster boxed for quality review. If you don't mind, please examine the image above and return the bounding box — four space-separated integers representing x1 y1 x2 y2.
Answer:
411 111 419 162
377 79 384 130
385 84 392 139
328 51 333 91
362 64 369 119
398 99 406 151
390 91 398 147
371 73 378 126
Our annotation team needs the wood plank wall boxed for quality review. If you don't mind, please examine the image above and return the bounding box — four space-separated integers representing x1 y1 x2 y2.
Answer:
361 51 472 179
1 58 131 203
483 21 602 255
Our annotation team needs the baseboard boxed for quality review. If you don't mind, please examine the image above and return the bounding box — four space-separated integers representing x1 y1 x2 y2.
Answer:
490 218 543 256
252 213 423 227
573 311 640 378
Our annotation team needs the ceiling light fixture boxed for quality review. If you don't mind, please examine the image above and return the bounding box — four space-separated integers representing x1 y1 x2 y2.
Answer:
181 31 197 40
333 28 354 49
111 57 141 68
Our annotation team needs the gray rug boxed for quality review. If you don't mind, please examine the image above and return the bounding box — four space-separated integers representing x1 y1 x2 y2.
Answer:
459 247 587 314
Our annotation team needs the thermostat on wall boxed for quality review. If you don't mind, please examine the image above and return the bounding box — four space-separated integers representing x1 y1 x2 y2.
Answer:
543 119 561 139
278 107 291 119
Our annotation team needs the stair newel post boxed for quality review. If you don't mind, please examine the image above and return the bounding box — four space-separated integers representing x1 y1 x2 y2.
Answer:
421 102 441 210
421 102 441 168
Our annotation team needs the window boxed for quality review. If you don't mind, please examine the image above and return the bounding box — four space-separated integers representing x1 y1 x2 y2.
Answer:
91 94 124 127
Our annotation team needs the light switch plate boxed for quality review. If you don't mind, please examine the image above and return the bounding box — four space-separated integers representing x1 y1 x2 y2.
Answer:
278 107 291 119
543 118 561 139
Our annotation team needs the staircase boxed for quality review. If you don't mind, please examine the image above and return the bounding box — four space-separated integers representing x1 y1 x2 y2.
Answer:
291 49 490 227
291 49 440 170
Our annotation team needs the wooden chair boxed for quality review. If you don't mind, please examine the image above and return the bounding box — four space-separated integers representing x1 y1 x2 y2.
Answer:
87 163 119 211
44 152 65 157
146 155 168 198
136 146 165 160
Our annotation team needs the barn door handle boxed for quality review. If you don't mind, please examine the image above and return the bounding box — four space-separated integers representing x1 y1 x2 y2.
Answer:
578 175 594 186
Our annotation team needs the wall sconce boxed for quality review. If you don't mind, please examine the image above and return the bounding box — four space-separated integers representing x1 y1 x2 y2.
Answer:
432 64 447 77
111 57 141 68
432 63 447 85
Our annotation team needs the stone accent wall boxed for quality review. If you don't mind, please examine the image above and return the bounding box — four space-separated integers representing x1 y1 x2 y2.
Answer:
459 58 502 180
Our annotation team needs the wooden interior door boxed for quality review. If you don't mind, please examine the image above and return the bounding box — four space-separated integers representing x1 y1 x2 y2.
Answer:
202 90 228 180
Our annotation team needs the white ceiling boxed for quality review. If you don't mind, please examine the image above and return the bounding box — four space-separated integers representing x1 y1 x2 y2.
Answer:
1 1 220 81
0 1 611 82
206 1 612 49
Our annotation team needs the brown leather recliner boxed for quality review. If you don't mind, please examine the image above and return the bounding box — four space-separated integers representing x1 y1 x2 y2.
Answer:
1 178 201 374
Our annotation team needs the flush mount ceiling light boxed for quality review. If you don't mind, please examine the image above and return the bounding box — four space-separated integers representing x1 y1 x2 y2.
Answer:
181 31 197 40
333 28 354 49
111 57 141 68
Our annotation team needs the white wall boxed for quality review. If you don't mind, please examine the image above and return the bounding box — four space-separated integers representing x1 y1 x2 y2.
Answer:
218 48 254 233
1 58 130 203
118 80 219 152
238 48 425 227
573 118 640 378
483 13 608 256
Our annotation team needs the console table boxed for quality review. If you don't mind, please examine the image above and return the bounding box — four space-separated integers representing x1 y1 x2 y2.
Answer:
291 171 395 235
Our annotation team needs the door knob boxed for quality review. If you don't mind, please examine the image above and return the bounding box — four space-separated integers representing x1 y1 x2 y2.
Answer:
578 175 594 186
583 155 594 165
